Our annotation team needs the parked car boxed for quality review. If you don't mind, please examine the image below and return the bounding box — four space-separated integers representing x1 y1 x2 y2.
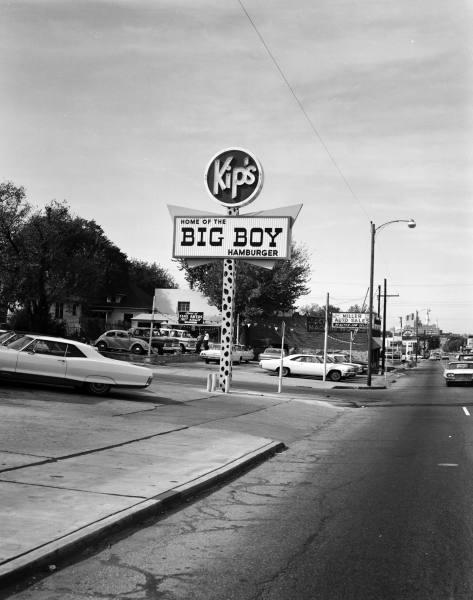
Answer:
0 331 22 347
259 353 356 382
443 360 473 386
94 330 151 355
127 327 180 355
158 328 197 354
200 343 254 364
429 352 442 360
258 347 288 361
236 344 255 363
322 353 364 374
0 334 153 395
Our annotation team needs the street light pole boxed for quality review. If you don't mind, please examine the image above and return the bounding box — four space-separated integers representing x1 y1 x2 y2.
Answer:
367 218 416 387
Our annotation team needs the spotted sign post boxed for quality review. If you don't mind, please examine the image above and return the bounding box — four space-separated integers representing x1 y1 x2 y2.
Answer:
170 147 301 393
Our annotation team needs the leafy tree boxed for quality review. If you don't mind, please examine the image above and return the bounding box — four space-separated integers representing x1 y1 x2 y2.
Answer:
298 303 341 316
177 243 311 320
0 185 130 332
347 304 365 313
443 336 466 353
128 259 177 295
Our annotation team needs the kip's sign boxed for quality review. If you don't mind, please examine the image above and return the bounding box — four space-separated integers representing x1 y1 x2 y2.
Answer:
172 216 291 260
205 148 263 208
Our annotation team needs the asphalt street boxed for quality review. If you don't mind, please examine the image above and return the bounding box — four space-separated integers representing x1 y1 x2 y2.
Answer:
5 359 473 599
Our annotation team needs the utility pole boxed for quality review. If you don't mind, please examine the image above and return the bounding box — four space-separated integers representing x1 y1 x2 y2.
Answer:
378 281 399 374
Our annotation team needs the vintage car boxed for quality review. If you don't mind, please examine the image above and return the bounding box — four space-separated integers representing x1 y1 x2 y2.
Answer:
94 330 151 355
259 353 356 382
157 328 197 354
0 334 153 395
128 327 180 354
258 347 288 361
200 343 254 364
324 353 364 374
443 360 473 386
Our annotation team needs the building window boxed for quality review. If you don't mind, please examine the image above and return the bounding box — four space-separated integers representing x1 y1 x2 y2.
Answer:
55 303 64 319
72 303 78 316
177 301 190 312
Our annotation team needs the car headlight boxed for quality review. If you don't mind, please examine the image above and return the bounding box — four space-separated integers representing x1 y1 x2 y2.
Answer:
446 373 455 378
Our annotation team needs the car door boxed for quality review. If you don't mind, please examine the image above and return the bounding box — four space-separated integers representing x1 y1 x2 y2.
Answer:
288 356 311 376
114 331 130 350
15 339 67 383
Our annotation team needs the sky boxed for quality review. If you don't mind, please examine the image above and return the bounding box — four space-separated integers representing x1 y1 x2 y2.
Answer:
1 0 472 333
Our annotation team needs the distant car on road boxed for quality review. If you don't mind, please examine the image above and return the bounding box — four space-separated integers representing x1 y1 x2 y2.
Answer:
0 334 153 395
259 353 356 382
94 330 151 355
443 360 473 386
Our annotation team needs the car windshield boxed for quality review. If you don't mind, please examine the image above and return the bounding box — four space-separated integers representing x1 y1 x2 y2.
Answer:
7 335 34 351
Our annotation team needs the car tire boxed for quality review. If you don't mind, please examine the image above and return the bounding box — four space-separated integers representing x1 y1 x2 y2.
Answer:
328 370 342 382
131 344 145 355
85 382 111 396
97 342 107 352
277 366 290 377
446 381 453 387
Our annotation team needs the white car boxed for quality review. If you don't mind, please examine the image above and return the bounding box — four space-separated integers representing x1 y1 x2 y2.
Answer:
443 360 473 387
200 343 254 364
0 335 153 395
259 353 356 382
325 353 363 374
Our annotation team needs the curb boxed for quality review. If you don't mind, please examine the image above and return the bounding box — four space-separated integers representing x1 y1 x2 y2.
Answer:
0 440 285 588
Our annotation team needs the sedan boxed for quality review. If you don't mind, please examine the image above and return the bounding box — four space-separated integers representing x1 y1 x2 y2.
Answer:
0 334 153 395
443 361 473 386
259 353 356 382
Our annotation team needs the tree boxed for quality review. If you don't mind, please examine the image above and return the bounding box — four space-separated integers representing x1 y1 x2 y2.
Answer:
298 303 341 316
443 336 466 353
0 187 130 332
177 243 311 320
347 304 365 313
128 259 177 295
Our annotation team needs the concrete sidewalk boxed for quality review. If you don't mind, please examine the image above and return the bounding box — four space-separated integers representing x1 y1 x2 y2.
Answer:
0 366 398 586
0 382 288 586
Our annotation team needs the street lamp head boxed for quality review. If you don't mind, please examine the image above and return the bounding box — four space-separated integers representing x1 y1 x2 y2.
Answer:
407 219 416 229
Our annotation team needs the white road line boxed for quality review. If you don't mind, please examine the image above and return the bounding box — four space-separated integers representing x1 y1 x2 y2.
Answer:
437 463 459 467
463 407 470 416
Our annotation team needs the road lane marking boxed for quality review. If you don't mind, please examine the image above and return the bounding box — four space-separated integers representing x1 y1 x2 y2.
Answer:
463 407 470 416
437 463 458 467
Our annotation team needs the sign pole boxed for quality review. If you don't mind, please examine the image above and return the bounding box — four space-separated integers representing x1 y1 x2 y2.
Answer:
147 295 156 359
323 292 329 382
277 321 286 393
219 206 239 393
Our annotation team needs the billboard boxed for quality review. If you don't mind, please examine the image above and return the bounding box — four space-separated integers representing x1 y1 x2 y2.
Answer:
172 216 291 260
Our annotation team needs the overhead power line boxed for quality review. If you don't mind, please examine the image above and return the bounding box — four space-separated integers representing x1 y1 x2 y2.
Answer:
238 0 369 219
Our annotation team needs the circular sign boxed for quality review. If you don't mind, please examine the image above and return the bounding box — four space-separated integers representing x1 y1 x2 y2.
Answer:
205 148 263 208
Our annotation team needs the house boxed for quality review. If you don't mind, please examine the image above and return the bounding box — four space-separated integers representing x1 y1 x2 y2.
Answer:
130 286 221 332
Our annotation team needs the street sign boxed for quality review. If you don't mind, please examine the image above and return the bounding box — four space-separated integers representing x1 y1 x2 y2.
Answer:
205 148 263 208
172 215 291 260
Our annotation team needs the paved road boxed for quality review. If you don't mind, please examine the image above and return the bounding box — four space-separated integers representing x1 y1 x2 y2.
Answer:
6 359 473 599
